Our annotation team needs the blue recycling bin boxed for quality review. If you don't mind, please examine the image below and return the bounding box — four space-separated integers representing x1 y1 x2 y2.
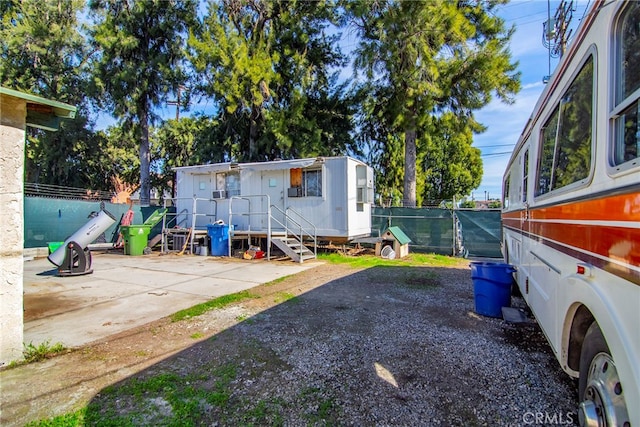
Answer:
470 262 516 318
207 223 230 256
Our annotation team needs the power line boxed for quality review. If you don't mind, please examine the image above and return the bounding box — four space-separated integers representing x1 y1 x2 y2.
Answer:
496 0 537 11
502 10 551 24
475 144 516 149
481 151 512 158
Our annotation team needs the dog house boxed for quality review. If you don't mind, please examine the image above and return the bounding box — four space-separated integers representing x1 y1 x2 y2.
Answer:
376 226 411 259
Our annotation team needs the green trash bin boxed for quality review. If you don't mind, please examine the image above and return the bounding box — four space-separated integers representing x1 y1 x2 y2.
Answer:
48 241 65 254
120 225 151 256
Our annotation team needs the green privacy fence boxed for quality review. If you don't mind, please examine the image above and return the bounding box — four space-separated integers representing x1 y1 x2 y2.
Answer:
372 207 502 258
23 197 161 249
24 197 503 257
372 207 456 255
455 209 503 258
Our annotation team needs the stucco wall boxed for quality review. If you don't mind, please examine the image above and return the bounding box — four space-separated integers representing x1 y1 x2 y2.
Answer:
0 94 27 365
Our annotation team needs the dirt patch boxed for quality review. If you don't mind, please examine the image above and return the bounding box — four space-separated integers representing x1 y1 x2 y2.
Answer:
0 261 578 426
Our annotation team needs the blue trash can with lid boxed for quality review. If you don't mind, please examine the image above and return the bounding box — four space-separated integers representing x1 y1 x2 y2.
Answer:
470 262 516 318
207 223 230 256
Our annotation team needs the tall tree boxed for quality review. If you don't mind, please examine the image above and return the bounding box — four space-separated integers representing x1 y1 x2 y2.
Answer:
0 0 109 189
189 0 278 161
420 113 483 204
89 0 197 205
189 0 354 161
24 115 113 190
357 83 404 206
265 0 357 159
349 0 520 206
0 0 86 101
100 123 140 193
153 116 226 197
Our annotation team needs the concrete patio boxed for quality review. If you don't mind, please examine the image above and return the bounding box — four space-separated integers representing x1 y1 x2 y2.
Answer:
22 251 319 348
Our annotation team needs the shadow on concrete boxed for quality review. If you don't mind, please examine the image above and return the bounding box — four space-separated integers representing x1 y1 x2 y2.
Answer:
36 268 58 277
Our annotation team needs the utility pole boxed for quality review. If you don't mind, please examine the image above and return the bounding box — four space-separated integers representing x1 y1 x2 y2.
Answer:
167 86 185 120
542 0 574 82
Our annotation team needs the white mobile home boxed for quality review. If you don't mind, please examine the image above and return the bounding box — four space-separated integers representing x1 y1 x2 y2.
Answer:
169 156 374 259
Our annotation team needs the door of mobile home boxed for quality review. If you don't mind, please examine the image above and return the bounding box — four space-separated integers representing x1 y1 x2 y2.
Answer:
192 174 213 229
261 170 286 230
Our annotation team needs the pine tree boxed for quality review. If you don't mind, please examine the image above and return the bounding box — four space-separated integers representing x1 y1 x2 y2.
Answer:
189 0 354 161
0 0 108 189
348 0 520 206
89 0 197 205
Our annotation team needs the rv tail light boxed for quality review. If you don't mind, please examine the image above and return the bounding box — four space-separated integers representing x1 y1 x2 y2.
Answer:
576 263 592 277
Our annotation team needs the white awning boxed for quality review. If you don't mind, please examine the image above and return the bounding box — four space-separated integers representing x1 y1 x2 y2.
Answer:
173 157 330 174
239 158 320 171
173 163 233 174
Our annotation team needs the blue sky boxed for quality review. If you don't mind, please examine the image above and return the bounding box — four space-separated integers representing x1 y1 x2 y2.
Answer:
472 0 591 201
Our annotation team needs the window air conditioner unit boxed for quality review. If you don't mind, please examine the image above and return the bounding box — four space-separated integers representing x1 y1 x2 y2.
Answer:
288 187 302 197
212 190 226 199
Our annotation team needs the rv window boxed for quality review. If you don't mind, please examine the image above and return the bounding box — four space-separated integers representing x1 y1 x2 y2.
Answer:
522 150 529 202
215 173 225 192
303 169 322 197
618 2 640 103
503 174 510 209
290 168 303 187
537 108 559 196
226 172 240 196
613 2 640 166
536 56 593 196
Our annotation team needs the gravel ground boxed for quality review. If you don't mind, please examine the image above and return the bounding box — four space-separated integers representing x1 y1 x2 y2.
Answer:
90 262 578 426
2 259 579 426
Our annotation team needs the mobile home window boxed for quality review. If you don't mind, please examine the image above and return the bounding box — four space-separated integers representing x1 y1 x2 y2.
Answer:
303 169 322 197
613 2 640 166
215 171 240 197
536 55 593 196
356 164 374 204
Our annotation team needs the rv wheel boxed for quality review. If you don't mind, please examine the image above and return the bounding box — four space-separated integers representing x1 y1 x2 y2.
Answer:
578 322 629 427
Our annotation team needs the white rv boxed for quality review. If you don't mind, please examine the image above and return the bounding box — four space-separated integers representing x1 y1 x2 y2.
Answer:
167 156 374 261
502 1 639 424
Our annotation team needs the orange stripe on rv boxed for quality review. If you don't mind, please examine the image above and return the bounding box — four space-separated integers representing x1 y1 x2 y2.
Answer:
527 222 640 267
501 192 640 270
530 193 640 222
